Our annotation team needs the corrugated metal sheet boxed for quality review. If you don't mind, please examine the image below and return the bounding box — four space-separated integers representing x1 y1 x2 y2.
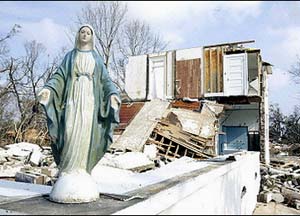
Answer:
204 47 224 93
175 58 201 98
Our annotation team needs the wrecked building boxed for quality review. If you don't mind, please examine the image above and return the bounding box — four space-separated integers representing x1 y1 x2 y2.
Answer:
112 40 273 165
0 40 273 215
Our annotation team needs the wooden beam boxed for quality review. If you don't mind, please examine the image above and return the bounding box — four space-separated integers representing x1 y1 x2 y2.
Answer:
209 48 213 93
205 49 210 93
203 40 255 48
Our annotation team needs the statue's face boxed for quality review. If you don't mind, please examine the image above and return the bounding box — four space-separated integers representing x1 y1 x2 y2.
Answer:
79 26 92 44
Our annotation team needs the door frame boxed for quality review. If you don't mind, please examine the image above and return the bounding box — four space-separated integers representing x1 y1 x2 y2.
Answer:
148 55 167 100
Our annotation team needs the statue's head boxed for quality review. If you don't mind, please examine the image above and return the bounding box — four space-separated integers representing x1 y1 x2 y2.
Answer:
75 24 95 50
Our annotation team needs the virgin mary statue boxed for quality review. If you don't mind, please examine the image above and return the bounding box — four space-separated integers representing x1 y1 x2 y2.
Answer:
38 24 121 203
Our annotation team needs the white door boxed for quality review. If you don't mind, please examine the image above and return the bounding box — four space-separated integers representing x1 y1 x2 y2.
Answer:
223 53 248 96
148 56 166 100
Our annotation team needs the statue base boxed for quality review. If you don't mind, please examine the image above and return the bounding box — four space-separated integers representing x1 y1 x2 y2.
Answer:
49 169 99 203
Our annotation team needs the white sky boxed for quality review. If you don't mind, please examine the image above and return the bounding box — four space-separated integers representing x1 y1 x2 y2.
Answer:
1 1 299 114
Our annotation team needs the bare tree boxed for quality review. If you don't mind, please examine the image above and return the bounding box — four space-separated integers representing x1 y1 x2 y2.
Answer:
289 55 300 85
0 39 62 145
0 24 21 70
119 19 168 57
0 24 21 98
114 19 168 89
0 24 21 145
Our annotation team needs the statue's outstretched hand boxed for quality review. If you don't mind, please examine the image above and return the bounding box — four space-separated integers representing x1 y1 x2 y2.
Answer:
38 88 51 105
110 94 121 111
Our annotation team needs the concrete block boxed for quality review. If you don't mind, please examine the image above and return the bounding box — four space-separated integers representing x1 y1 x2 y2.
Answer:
29 150 43 166
258 192 272 203
271 192 284 203
41 167 58 177
292 179 299 186
143 144 157 160
20 167 40 174
5 142 40 157
15 171 46 185
100 152 155 172
294 199 300 210
0 164 23 177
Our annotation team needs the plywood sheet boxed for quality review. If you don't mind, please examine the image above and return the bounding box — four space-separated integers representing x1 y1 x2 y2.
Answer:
175 59 201 98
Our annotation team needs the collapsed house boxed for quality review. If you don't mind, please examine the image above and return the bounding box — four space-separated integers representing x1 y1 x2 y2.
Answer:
0 40 273 215
111 40 273 165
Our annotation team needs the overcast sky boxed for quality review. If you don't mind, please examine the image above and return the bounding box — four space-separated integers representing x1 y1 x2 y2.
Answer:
1 1 300 114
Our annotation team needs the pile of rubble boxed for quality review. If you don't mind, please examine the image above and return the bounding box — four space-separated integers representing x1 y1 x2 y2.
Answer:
147 119 215 160
146 101 224 161
0 141 172 186
270 142 300 156
0 100 226 186
258 156 300 210
0 142 58 185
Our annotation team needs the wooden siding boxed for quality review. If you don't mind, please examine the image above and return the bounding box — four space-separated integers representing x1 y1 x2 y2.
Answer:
204 47 224 93
175 58 201 98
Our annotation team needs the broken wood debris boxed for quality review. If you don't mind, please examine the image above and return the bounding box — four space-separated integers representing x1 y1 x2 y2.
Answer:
146 119 216 160
171 100 200 110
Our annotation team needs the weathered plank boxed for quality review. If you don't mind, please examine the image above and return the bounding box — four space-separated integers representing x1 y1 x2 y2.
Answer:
204 49 210 93
175 59 201 98
218 47 224 92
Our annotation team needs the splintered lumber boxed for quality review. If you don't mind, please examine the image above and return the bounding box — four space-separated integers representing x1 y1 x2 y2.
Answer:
157 120 213 148
148 120 216 160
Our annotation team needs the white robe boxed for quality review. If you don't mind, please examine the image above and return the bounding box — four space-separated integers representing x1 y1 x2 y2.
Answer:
60 50 95 173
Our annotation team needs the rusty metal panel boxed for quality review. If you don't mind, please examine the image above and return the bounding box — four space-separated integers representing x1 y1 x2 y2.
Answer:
175 58 201 98
204 47 224 93
171 100 200 110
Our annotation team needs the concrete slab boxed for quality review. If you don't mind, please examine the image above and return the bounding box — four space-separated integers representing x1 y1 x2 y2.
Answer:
0 208 25 215
0 180 51 198
92 156 209 195
98 152 155 172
